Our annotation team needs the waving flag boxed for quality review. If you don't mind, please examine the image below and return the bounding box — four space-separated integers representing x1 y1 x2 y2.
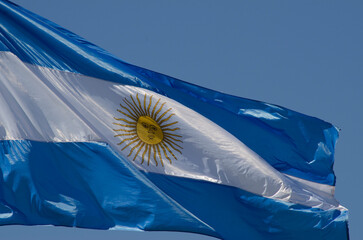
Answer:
0 0 348 239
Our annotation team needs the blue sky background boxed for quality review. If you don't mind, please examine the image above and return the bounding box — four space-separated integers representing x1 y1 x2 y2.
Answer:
3 0 362 239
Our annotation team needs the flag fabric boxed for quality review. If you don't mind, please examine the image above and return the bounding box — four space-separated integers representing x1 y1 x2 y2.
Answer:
0 1 348 239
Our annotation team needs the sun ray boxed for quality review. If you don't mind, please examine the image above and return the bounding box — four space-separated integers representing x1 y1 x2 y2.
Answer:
117 109 137 121
143 93 148 115
163 127 180 132
164 135 183 143
151 98 161 119
154 102 166 119
131 94 145 116
126 97 143 117
114 133 137 137
113 123 136 128
120 101 137 118
124 98 143 117
156 108 172 123
117 135 138 145
164 138 183 149
133 142 145 161
136 93 146 116
161 142 178 161
120 104 138 119
159 143 171 164
127 140 142 157
164 139 183 154
113 117 136 124
113 129 135 132
147 95 153 115
141 144 148 164
164 132 182 138
147 145 152 166
121 139 140 151
136 94 146 116
158 113 175 125
160 121 178 128
130 94 141 111
156 145 165 166
152 145 159 166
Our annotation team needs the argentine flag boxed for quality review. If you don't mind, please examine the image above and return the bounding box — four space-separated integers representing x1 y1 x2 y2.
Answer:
0 1 348 239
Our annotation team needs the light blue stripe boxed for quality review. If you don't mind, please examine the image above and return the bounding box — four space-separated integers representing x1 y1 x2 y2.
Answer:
0 140 348 239
0 0 338 185
0 140 217 237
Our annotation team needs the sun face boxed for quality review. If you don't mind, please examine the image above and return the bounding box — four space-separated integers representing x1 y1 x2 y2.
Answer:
136 116 163 145
113 93 182 167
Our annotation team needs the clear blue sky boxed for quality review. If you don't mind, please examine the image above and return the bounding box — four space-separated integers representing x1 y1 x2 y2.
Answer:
3 0 362 239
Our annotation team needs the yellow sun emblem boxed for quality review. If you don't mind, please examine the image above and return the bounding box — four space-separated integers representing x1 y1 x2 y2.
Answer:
113 93 182 167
